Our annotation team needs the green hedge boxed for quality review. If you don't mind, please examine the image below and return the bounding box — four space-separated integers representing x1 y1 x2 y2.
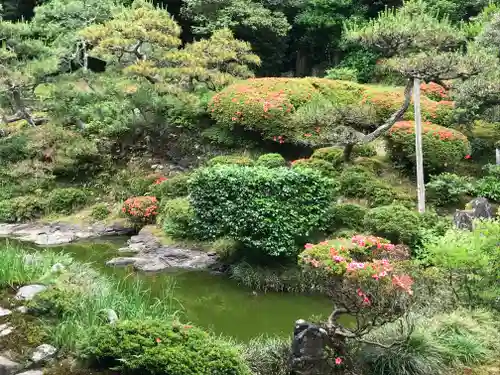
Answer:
386 121 470 176
162 197 195 238
329 203 368 231
255 153 287 168
363 204 421 246
0 195 48 222
150 174 190 202
189 165 337 257
79 319 251 375
47 187 89 214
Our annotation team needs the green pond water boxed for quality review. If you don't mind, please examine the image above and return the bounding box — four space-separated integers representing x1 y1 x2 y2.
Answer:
4 237 333 341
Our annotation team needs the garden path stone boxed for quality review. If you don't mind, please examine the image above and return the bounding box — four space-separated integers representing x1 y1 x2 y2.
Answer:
0 308 11 317
0 221 135 246
31 344 56 363
15 285 47 301
107 227 218 272
0 355 21 375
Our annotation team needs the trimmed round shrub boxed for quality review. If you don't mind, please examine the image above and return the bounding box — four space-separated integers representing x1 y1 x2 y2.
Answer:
311 147 344 168
150 174 190 202
78 319 251 375
122 196 159 224
329 203 368 231
325 67 358 81
162 197 195 238
291 158 338 177
386 121 470 176
352 143 377 158
47 188 88 214
426 173 474 207
208 78 365 145
353 157 385 174
255 153 287 168
363 204 421 245
0 134 29 163
189 165 337 257
91 203 110 221
0 195 48 222
207 155 254 167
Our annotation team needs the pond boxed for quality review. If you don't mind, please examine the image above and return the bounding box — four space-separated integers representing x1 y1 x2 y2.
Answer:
2 237 334 341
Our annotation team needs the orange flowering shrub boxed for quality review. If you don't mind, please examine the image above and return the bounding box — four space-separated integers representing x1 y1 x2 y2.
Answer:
420 82 450 101
122 196 159 224
362 86 454 126
387 121 470 175
208 77 364 144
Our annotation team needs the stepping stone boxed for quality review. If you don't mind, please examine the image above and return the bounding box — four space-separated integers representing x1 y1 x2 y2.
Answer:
0 355 21 375
15 285 47 301
14 307 27 314
31 344 56 363
0 308 11 317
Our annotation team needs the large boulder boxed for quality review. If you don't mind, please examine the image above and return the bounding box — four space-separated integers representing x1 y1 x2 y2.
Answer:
15 285 47 301
290 320 329 375
468 197 493 219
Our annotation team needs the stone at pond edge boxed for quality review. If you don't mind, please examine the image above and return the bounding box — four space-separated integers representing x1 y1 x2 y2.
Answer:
31 344 57 363
0 308 11 317
0 324 13 338
14 307 28 314
15 285 47 301
0 222 135 246
0 356 21 375
15 371 44 375
467 197 493 219
108 227 218 271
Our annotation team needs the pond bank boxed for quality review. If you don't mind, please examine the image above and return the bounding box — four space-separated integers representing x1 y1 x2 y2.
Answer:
0 237 333 341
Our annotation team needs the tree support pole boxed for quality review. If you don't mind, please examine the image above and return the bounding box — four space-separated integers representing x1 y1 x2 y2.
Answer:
413 78 426 213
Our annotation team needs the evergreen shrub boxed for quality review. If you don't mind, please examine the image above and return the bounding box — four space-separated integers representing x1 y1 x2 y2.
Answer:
189 165 336 257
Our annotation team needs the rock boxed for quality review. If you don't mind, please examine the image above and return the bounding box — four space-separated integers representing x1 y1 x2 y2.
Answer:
15 370 44 375
0 222 135 246
0 355 21 375
15 285 47 301
106 257 145 267
468 197 493 219
31 344 57 363
151 164 158 169
111 228 218 272
105 309 118 324
290 320 328 375
14 307 28 314
207 251 217 257
0 324 13 337
0 308 11 317
50 263 65 273
453 210 474 230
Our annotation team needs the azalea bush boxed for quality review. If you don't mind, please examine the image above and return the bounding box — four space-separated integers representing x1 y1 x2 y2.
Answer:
386 121 470 176
149 174 190 202
189 165 336 257
291 157 338 177
122 196 159 224
255 153 287 168
419 82 450 102
298 235 415 372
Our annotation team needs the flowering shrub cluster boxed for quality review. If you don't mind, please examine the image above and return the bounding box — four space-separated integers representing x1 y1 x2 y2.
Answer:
122 196 158 224
419 81 450 101
387 121 470 175
299 235 415 299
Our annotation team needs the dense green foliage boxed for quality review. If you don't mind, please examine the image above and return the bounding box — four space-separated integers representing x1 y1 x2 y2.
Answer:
188 165 336 257
426 173 474 206
80 319 251 375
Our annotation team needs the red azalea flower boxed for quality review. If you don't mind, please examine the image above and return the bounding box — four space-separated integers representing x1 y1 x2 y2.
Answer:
155 338 161 343
464 154 471 159
335 357 343 365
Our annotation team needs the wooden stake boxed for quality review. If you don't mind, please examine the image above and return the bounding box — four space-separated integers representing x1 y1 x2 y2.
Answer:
413 78 426 213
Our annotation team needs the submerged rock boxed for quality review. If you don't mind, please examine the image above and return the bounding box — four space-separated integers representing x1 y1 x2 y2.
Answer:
0 222 135 246
15 285 47 301
0 355 20 375
107 227 217 272
31 344 57 363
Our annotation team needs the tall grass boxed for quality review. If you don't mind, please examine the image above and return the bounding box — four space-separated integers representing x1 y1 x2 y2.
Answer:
0 243 178 352
356 309 500 375
0 242 74 287
237 336 291 375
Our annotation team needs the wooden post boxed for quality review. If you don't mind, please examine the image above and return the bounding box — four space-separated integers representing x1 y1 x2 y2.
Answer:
413 78 426 213
496 147 500 165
